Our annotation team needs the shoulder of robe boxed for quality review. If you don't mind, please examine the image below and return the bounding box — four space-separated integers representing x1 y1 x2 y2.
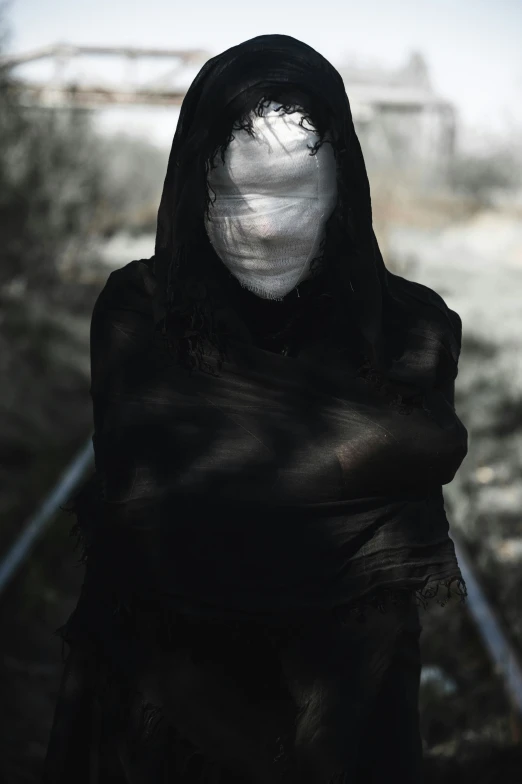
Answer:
387 272 463 374
93 258 156 316
89 259 157 400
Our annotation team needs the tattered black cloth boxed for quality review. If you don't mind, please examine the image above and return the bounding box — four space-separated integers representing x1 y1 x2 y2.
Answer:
77 32 469 623
83 251 468 624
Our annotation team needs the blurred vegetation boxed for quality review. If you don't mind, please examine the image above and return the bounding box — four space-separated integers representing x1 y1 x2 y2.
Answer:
0 82 105 291
0 14 98 554
0 12 167 552
93 132 166 237
448 143 522 207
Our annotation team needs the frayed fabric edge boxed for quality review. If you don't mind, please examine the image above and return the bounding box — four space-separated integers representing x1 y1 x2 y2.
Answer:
51 577 466 783
415 575 468 610
333 576 467 624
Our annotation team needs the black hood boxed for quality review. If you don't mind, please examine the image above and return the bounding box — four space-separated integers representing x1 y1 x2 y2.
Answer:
153 33 461 386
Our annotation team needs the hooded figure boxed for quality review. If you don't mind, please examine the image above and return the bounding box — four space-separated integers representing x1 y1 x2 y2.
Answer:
43 34 468 784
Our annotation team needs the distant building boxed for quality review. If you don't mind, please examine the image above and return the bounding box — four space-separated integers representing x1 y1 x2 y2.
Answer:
338 52 456 183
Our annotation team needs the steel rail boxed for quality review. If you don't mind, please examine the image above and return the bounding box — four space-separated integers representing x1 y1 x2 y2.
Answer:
453 535 522 716
0 435 94 594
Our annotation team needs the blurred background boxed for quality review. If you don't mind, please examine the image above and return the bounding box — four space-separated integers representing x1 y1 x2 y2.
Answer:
0 0 521 781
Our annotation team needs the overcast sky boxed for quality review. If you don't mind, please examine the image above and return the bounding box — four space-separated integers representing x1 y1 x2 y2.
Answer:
5 0 522 149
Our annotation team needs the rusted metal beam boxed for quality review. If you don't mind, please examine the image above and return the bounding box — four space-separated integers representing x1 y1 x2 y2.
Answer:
15 82 187 107
0 43 211 68
454 535 522 718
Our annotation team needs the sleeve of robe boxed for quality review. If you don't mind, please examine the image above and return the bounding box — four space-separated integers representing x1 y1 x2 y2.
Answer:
89 259 157 480
436 308 462 411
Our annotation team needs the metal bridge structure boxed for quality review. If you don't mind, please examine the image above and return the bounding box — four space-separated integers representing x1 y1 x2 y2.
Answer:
0 43 455 180
0 43 211 108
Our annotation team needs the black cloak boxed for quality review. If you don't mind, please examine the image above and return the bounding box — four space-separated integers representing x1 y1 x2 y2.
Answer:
44 33 468 783
78 33 468 621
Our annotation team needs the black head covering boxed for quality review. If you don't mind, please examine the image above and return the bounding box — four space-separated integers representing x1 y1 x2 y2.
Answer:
152 33 461 392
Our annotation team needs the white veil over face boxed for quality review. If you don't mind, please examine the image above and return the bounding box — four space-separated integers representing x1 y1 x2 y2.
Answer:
204 102 338 300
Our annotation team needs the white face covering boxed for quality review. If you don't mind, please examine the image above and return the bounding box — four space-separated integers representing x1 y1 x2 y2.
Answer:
204 102 338 300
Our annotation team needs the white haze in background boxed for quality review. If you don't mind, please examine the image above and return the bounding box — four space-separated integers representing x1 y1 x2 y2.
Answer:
93 106 181 151
7 0 522 155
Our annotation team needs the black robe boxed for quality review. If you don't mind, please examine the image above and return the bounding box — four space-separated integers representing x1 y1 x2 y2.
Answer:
43 33 468 784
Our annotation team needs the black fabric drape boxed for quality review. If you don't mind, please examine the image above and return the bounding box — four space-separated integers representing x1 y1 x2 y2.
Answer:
44 33 470 784
60 32 469 623
153 33 462 384
80 255 467 620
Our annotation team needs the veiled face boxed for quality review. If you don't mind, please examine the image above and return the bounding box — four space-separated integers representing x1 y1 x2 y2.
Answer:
204 102 338 299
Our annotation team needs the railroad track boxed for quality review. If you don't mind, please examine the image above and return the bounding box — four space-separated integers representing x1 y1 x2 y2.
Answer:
1 438 522 722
